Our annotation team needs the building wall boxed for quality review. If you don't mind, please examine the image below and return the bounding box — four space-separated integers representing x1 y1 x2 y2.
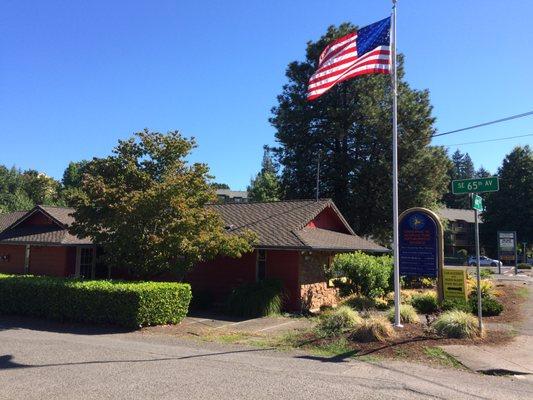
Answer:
0 244 26 274
19 212 57 227
28 246 75 277
264 250 301 311
299 251 339 311
186 251 257 302
306 206 349 233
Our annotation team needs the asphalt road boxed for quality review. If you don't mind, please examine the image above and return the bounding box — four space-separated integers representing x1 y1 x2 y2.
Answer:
0 318 532 400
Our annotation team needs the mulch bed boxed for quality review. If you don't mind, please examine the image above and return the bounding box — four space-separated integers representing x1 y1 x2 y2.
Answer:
293 283 527 368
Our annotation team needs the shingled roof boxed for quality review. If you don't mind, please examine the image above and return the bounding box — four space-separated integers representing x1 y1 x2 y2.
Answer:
0 200 388 252
0 205 91 246
209 199 388 252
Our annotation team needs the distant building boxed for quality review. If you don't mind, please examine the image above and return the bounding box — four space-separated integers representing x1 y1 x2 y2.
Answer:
437 207 482 256
216 189 248 204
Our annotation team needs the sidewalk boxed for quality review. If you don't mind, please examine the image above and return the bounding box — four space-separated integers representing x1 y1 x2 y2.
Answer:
441 274 533 376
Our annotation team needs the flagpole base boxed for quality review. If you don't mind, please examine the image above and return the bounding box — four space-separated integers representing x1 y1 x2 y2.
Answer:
393 323 404 329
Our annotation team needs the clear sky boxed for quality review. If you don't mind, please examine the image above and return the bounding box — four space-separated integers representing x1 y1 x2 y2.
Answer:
1 1 532 189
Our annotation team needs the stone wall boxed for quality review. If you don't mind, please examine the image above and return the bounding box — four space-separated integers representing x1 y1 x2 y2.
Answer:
299 252 339 312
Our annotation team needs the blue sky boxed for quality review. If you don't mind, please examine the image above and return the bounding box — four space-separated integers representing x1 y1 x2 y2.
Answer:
1 0 532 189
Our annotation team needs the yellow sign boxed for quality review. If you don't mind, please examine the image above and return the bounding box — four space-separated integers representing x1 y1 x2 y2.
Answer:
443 268 468 301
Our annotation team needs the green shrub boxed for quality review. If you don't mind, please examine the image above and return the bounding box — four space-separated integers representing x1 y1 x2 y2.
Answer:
517 263 531 270
411 292 438 314
470 297 504 316
226 279 283 318
433 310 481 339
469 279 496 299
315 306 362 337
479 268 493 279
0 274 191 328
341 295 388 311
441 298 472 313
351 315 395 342
332 252 392 298
387 304 419 324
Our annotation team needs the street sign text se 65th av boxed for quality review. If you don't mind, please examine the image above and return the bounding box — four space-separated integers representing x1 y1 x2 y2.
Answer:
452 177 499 194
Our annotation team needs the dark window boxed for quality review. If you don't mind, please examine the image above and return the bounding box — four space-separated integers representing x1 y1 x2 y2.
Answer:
80 248 94 279
257 250 266 281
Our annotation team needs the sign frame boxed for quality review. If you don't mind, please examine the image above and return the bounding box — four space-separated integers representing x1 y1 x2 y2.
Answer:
452 177 499 194
498 231 518 274
398 207 444 302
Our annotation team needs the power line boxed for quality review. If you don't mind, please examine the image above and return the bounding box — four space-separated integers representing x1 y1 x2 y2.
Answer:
433 110 533 137
442 133 533 147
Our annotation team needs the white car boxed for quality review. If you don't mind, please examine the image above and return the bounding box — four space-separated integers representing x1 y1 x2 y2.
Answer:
468 255 503 267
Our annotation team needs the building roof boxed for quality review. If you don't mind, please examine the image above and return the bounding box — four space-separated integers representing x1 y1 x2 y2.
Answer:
210 199 387 252
0 200 388 252
0 205 91 246
437 207 482 224
215 189 248 199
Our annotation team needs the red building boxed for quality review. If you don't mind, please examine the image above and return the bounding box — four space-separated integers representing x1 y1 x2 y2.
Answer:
0 200 387 311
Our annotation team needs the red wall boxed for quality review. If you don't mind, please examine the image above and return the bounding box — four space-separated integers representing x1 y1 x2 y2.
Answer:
28 246 75 277
19 212 58 227
306 206 350 233
186 251 257 301
265 250 301 311
186 249 302 311
0 244 26 274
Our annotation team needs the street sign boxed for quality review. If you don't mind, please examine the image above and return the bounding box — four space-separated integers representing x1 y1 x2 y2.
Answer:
472 194 483 211
443 268 468 301
452 177 499 194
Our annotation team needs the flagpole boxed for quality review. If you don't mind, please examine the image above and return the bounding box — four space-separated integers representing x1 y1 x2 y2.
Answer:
391 0 402 328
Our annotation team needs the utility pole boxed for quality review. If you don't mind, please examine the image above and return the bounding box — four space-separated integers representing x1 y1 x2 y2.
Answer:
316 149 321 202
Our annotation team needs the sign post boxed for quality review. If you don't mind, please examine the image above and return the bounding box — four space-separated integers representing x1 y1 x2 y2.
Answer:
450 176 499 333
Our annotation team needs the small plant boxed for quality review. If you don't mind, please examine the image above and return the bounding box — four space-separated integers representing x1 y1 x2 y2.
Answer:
433 310 481 339
470 297 504 316
387 304 419 324
517 263 531 270
411 292 438 314
479 268 493 279
315 306 362 337
226 279 284 318
351 315 395 342
469 279 496 299
441 298 472 313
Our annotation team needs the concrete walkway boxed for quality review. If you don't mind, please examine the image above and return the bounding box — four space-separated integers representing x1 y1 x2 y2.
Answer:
442 274 533 377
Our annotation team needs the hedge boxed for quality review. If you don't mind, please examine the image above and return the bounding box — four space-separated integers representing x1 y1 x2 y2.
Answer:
0 274 191 328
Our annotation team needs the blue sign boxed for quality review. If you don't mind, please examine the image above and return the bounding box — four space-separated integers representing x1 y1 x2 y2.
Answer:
399 211 438 277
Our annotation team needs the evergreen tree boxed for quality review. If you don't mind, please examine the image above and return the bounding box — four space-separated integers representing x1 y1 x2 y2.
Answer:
481 145 533 256
442 149 475 209
270 23 451 242
248 147 281 202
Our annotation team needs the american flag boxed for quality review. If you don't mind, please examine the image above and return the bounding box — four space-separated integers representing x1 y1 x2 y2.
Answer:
307 17 391 101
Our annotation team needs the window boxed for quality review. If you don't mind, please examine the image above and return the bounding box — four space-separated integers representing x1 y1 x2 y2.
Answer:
257 250 266 281
79 248 94 279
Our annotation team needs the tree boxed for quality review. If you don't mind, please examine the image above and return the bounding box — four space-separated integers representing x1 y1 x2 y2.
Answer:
69 129 256 278
481 145 533 256
0 165 64 212
270 23 451 243
475 166 492 178
442 149 475 209
62 161 89 189
248 147 281 202
210 182 230 189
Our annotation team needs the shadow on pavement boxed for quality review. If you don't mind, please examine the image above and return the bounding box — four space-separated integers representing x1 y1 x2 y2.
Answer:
0 346 275 370
0 315 134 336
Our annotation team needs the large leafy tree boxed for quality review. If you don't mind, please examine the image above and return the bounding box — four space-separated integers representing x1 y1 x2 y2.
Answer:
270 23 451 243
0 166 64 212
442 149 475 209
70 130 256 278
248 147 281 202
481 145 533 256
